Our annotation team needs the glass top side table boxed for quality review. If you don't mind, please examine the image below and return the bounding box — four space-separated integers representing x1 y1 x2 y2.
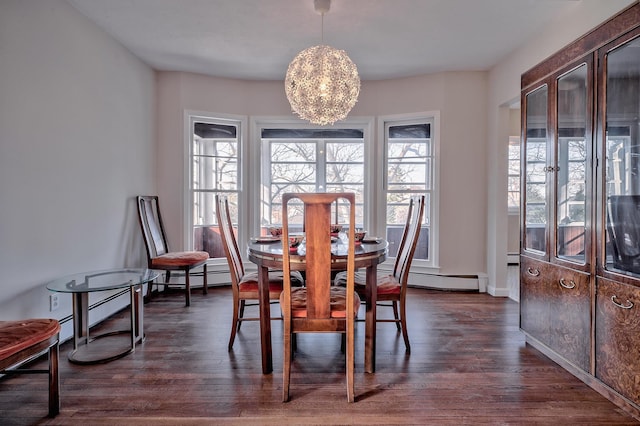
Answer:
46 268 160 364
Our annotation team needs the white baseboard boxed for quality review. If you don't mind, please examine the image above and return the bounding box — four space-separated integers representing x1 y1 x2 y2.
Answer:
407 272 482 292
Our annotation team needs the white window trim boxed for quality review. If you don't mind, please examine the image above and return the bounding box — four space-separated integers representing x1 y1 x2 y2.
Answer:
377 111 440 270
508 135 521 215
183 110 248 267
249 115 375 238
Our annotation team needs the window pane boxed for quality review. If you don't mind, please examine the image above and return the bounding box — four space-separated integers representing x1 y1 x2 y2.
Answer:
508 136 521 211
508 159 519 175
508 176 521 194
326 184 364 201
387 141 429 159
271 163 317 183
327 163 364 184
386 193 413 225
387 163 427 185
271 142 315 162
193 141 238 191
508 191 521 209
327 141 363 161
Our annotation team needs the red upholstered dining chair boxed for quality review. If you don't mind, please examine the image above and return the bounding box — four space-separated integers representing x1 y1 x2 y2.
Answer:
215 195 303 351
0 319 61 417
280 192 360 402
137 195 209 306
335 194 425 352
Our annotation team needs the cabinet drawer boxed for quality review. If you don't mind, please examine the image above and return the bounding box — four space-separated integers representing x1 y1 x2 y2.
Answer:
595 277 640 404
520 257 591 371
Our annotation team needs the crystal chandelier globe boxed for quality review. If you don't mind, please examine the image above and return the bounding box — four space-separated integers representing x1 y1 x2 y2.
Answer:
284 0 360 126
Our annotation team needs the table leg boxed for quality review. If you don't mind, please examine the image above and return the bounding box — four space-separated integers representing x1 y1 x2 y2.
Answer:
72 292 89 350
258 265 273 374
130 284 144 350
69 287 143 364
364 263 377 373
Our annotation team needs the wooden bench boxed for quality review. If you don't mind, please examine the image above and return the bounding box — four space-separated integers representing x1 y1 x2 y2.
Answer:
0 319 61 417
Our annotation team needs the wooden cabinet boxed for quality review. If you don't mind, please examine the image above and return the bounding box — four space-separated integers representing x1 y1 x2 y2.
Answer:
520 257 590 371
520 3 640 418
595 277 640 404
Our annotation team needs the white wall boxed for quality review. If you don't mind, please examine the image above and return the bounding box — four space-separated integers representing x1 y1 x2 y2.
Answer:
156 71 489 278
0 0 156 335
485 0 636 296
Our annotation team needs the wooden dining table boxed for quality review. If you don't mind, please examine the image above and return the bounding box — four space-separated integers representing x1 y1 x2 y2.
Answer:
247 236 387 374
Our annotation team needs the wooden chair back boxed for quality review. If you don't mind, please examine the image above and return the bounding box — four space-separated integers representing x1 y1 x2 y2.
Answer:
281 192 358 402
215 195 245 287
137 195 169 262
282 192 356 324
393 195 425 287
136 195 209 306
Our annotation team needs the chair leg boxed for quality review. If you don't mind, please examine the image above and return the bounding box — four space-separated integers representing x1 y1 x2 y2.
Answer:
399 300 410 353
184 271 191 307
48 340 60 417
228 299 241 351
237 300 246 331
346 327 355 403
392 300 401 331
283 330 292 402
202 264 208 295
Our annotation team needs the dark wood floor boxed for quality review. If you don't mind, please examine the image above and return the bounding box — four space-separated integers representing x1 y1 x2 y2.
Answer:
2 286 639 425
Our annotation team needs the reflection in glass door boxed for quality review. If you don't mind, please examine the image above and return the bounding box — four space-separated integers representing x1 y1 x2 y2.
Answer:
604 36 640 275
556 64 588 262
524 86 548 253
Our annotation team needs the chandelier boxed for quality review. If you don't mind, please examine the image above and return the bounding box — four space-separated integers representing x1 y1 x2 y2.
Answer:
285 0 360 126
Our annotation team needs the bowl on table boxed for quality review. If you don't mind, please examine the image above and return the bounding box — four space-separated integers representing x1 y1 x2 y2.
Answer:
286 233 305 252
330 224 343 237
268 226 283 237
353 230 367 245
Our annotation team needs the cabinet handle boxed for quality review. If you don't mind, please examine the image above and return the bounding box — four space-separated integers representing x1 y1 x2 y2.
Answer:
527 267 540 276
559 278 576 289
611 295 634 310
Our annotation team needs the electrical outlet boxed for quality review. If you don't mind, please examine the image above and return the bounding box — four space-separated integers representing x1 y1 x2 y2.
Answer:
49 293 59 311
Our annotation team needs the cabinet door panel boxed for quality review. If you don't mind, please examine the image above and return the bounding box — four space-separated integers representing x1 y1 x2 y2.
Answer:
520 258 554 338
602 33 640 277
521 258 590 371
523 86 549 255
556 63 589 263
595 277 640 404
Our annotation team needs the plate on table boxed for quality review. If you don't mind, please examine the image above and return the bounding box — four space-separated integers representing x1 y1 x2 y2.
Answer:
361 237 381 244
251 236 281 243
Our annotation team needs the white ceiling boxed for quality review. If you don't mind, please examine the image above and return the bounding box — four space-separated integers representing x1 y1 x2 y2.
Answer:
66 0 582 81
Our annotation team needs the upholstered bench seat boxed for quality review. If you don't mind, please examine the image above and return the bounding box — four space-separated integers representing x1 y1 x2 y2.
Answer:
0 319 61 417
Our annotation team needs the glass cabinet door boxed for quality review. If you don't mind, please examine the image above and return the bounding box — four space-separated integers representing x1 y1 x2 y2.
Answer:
603 35 640 275
556 64 588 263
523 85 548 254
